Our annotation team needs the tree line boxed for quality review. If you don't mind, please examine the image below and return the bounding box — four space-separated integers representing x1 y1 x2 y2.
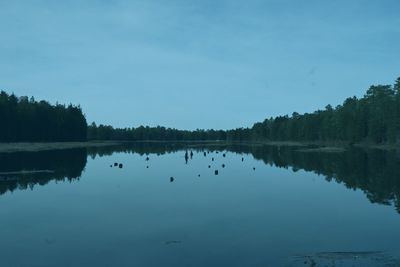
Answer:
88 77 400 144
87 123 228 141
0 91 87 142
1 77 400 144
250 77 400 144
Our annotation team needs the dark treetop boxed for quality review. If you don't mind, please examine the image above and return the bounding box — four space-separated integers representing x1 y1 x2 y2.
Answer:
1 76 400 144
88 77 400 145
0 91 87 142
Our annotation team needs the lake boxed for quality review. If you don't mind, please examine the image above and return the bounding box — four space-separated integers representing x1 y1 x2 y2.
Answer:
0 143 400 267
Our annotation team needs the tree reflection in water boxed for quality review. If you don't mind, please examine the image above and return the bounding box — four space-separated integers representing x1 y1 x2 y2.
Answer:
1 142 400 214
0 148 87 195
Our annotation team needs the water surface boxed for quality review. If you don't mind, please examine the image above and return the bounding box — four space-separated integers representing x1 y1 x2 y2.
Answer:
0 143 399 267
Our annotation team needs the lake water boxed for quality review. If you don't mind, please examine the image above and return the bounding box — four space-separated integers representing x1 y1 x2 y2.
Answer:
0 143 400 267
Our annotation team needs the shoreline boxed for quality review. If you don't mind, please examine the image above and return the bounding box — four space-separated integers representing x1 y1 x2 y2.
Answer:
0 140 397 153
244 141 399 151
0 141 120 153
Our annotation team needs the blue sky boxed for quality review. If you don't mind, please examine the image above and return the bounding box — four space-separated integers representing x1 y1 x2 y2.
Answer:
1 0 399 129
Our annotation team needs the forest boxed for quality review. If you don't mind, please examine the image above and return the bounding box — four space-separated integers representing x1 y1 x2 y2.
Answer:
0 91 87 142
250 78 400 144
1 77 400 144
89 77 400 145
87 123 228 142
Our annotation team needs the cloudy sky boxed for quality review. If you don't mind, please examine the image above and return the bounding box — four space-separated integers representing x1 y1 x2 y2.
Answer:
1 0 399 129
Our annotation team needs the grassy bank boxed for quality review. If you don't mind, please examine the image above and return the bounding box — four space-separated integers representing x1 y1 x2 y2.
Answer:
233 140 399 152
0 140 397 154
0 141 120 153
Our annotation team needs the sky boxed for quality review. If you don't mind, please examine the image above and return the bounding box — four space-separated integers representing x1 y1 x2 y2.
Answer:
0 0 399 130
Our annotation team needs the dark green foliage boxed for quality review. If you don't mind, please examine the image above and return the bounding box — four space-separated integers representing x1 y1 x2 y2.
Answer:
88 77 400 145
87 123 227 141
0 91 87 142
2 77 399 144
242 78 400 144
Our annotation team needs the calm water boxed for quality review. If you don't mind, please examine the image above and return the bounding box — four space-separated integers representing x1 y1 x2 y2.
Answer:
0 143 400 267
